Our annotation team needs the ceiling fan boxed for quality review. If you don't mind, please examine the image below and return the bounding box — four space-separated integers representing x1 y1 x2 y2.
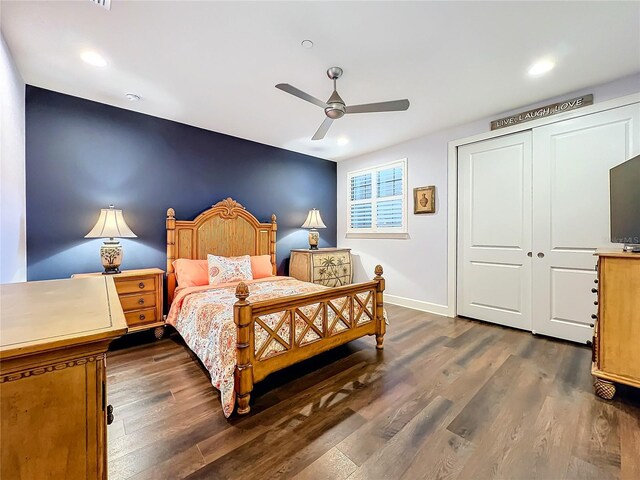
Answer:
276 67 410 141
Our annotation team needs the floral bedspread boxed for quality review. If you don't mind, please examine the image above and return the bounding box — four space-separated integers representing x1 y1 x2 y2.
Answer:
166 277 327 417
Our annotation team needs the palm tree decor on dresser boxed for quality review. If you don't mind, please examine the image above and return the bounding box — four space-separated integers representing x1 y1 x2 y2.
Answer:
289 248 353 287
318 256 350 287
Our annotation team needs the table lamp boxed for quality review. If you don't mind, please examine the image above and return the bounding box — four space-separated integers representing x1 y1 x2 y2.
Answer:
301 208 326 250
85 205 137 274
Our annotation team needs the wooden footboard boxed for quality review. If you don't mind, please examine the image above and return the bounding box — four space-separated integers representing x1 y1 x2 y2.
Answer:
233 265 385 414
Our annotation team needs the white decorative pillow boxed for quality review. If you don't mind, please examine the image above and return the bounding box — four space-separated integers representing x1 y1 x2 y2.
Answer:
207 254 253 285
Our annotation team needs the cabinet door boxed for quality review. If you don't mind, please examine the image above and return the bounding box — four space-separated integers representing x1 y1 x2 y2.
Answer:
532 103 640 343
457 131 533 331
0 356 105 479
600 257 640 381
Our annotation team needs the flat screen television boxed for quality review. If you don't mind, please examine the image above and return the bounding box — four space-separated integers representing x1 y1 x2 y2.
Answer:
610 154 640 252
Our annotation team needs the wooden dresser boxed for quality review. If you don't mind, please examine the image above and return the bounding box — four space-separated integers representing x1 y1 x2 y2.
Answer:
289 248 352 287
592 249 640 399
73 268 165 338
0 276 127 479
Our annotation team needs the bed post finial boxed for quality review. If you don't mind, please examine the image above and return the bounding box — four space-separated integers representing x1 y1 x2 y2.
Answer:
374 265 385 350
235 282 250 301
374 264 383 279
234 281 253 415
271 213 277 224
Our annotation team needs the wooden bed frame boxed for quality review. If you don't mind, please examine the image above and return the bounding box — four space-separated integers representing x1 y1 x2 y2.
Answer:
166 198 386 415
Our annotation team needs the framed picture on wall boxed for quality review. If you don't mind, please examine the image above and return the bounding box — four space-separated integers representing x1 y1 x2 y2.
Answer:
414 185 435 214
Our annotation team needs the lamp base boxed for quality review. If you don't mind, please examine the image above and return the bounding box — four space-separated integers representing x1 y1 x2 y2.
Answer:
308 229 319 250
102 267 121 275
100 240 123 275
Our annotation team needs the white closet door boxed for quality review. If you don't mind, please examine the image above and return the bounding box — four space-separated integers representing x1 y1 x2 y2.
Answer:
532 103 640 343
457 131 533 331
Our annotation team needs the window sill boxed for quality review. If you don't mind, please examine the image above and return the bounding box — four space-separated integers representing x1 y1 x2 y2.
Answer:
345 232 409 239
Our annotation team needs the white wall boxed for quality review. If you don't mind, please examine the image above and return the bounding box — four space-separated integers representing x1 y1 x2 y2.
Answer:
337 73 640 316
0 32 27 283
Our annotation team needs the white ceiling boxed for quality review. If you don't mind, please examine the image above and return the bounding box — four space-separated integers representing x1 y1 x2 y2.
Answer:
2 1 639 161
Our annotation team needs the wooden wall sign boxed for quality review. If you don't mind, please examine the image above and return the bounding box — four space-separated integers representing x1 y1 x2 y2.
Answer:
491 94 593 130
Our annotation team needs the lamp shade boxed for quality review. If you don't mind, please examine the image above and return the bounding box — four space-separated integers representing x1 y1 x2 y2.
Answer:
85 205 137 239
301 209 326 229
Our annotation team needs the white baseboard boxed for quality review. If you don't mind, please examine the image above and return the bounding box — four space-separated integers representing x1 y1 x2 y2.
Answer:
385 294 452 317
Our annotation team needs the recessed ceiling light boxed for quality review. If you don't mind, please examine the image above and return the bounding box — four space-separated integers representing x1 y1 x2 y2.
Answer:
81 50 107 67
337 136 349 146
301 39 314 49
125 93 140 102
528 59 555 76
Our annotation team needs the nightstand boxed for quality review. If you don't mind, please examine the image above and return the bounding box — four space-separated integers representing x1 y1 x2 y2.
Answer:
289 248 352 287
73 268 165 338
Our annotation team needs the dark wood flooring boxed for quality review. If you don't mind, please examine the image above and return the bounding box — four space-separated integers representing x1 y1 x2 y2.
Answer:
107 304 640 480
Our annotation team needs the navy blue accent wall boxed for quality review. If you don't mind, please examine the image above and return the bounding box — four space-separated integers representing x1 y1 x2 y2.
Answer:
25 86 336 281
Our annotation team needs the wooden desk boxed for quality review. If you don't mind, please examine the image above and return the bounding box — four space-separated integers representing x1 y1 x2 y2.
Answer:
592 249 640 399
0 276 127 479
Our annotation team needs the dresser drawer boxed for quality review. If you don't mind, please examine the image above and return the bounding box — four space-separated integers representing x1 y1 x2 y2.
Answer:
124 307 157 327
115 276 156 295
120 292 156 312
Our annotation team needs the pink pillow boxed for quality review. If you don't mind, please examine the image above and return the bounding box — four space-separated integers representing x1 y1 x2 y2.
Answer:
172 259 208 288
251 255 273 279
208 254 253 285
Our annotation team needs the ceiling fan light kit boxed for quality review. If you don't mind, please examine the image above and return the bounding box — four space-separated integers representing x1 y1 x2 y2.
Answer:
276 66 410 140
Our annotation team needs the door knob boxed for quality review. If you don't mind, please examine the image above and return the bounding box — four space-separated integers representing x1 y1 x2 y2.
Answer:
107 404 114 425
537 252 545 258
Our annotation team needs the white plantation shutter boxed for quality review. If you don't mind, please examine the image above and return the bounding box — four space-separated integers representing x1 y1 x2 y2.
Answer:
347 159 407 235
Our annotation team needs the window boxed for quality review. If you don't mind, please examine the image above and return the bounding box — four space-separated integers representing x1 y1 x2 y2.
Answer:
347 159 407 237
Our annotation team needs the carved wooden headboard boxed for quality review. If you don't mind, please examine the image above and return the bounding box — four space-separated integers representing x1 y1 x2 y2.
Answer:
166 198 277 303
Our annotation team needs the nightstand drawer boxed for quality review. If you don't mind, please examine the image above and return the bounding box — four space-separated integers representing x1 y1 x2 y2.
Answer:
120 292 156 312
115 276 156 295
124 307 157 327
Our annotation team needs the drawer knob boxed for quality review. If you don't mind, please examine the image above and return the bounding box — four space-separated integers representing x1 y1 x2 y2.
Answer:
594 300 598 306
107 404 114 425
591 314 597 320
594 279 598 284
138 298 145 305
591 288 598 294
138 282 145 289
139 314 146 321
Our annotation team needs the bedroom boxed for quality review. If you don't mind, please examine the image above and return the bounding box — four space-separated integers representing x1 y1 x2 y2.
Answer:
1 1 639 479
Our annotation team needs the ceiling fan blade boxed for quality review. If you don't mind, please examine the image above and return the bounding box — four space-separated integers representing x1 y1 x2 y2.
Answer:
345 99 410 114
275 84 327 108
312 117 333 141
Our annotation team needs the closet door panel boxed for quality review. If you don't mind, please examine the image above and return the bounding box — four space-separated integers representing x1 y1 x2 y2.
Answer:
532 103 640 343
458 131 532 331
